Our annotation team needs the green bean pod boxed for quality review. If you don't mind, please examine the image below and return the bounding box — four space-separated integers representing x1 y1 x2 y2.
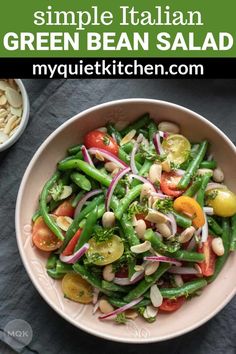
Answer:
172 211 192 228
107 123 122 143
46 254 58 270
115 185 142 220
71 190 85 208
196 172 212 207
109 298 151 308
183 177 202 197
67 144 82 156
160 279 207 298
102 281 132 293
207 216 223 236
70 172 91 191
144 229 180 253
120 214 140 247
120 113 150 136
199 160 217 169
230 214 236 251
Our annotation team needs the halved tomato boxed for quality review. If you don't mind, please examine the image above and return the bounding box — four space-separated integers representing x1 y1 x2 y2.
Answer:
84 130 119 156
159 297 185 312
160 172 184 197
32 216 63 251
53 200 75 218
62 229 82 256
198 235 216 276
173 196 205 228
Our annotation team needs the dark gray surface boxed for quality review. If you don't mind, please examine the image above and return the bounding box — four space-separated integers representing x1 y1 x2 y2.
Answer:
0 79 236 354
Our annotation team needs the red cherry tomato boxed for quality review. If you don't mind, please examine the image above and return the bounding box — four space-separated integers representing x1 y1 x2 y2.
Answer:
53 200 75 218
160 172 184 197
159 297 185 312
198 235 216 276
62 229 82 256
84 130 119 156
115 267 128 278
32 216 63 252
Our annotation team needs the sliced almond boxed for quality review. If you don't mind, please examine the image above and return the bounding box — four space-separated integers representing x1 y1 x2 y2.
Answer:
148 163 162 184
130 240 151 254
5 87 22 108
0 80 10 91
0 95 7 106
10 117 21 131
10 106 22 117
9 126 19 137
0 108 8 119
0 131 9 144
145 210 168 224
3 115 17 135
150 285 163 307
56 216 73 231
95 150 105 161
145 261 159 276
104 162 118 172
143 305 158 319
134 265 145 272
59 185 73 200
120 129 136 146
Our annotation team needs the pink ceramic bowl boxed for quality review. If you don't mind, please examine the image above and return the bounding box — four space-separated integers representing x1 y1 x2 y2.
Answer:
15 99 236 343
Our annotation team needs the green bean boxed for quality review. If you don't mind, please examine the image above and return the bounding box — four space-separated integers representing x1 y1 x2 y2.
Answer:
67 144 82 156
199 160 217 169
47 269 64 279
124 263 170 302
138 160 152 177
107 123 122 144
177 141 208 189
39 172 64 241
144 229 180 253
160 279 207 299
60 194 104 251
172 211 192 228
109 298 151 308
110 195 120 211
71 190 85 208
208 219 231 283
196 172 212 207
115 185 142 220
122 142 134 154
32 209 41 222
102 281 132 293
56 260 73 274
73 263 112 296
207 216 223 236
183 177 202 197
166 249 205 262
59 152 83 166
148 121 158 141
138 128 149 139
120 113 150 136
120 214 140 247
70 172 91 191
230 214 236 251
49 199 61 213
46 254 58 270
75 206 98 250
118 148 142 170
58 159 112 187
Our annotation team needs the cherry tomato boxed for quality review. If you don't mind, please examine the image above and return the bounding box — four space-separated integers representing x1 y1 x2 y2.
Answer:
62 273 93 304
198 235 216 276
32 216 63 251
160 172 184 197
84 130 119 156
173 196 205 228
159 297 185 312
136 213 152 228
87 235 124 265
61 229 82 256
162 134 191 165
53 200 75 218
206 188 236 217
115 267 128 278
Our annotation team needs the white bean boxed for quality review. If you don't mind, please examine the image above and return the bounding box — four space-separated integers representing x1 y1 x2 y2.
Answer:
135 219 146 239
102 212 115 228
102 264 115 282
156 223 172 238
140 183 153 201
145 210 168 224
212 237 225 256
213 168 224 183
148 164 162 184
158 121 180 134
104 162 118 172
178 226 195 243
99 299 114 314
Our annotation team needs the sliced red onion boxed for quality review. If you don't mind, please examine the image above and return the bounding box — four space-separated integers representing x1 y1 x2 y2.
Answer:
201 211 208 243
92 287 100 305
88 147 128 169
113 271 144 286
205 183 227 192
105 167 131 211
74 189 103 217
150 191 173 200
159 131 169 139
203 207 214 215
166 213 177 237
59 243 89 264
169 266 200 275
129 174 156 192
153 132 164 155
81 145 94 166
99 297 143 320
113 277 132 286
130 134 143 174
186 234 197 250
144 256 182 267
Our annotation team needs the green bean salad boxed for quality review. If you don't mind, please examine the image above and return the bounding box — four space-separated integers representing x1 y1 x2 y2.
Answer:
32 114 236 323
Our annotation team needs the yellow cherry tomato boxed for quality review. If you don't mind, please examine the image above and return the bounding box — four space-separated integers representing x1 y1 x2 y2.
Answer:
87 235 124 266
206 188 236 217
173 196 205 228
162 134 191 165
62 273 93 304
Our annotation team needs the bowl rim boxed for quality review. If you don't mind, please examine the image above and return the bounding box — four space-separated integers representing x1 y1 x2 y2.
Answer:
15 98 236 343
0 79 30 152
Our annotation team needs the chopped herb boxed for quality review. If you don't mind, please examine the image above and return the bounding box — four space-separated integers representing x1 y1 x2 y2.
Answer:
85 252 105 264
205 190 218 203
138 307 156 323
154 198 173 214
103 135 110 146
170 161 181 170
127 201 148 220
93 226 118 243
115 312 127 324
49 181 64 201
140 143 166 162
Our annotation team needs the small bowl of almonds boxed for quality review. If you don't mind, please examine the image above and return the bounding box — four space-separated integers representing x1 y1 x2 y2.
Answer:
0 79 29 152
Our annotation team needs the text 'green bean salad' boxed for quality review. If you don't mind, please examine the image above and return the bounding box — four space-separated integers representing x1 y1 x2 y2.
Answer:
32 114 236 323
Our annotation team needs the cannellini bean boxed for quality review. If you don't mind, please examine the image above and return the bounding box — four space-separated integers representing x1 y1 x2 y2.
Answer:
99 299 114 314
213 168 224 183
104 162 118 172
145 261 159 276
140 183 153 201
156 223 172 238
149 164 162 184
212 237 225 256
178 226 195 243
102 264 115 282
130 241 151 254
135 219 146 239
161 160 171 172
158 121 180 134
197 169 213 176
102 211 115 228
145 210 168 224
